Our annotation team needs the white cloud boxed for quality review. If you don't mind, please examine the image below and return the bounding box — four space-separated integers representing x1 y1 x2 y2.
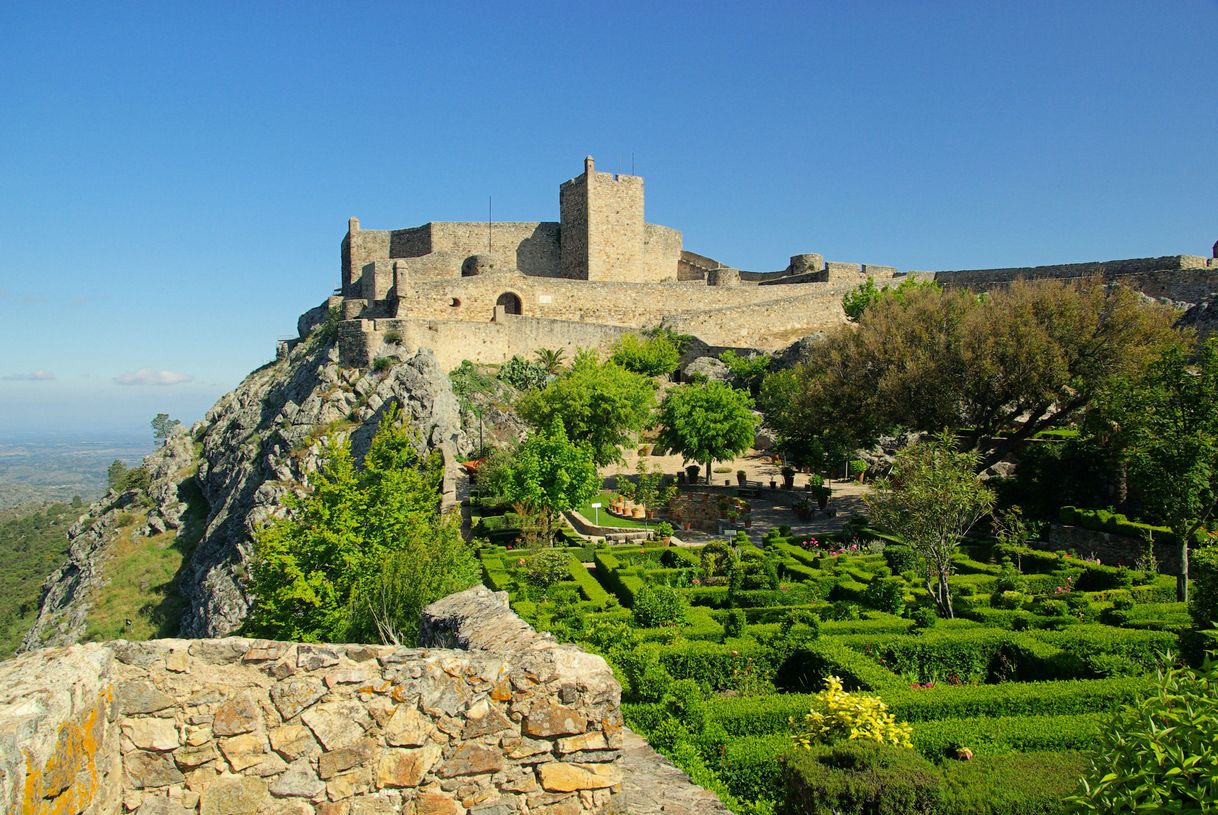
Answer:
2 369 56 381
113 368 194 386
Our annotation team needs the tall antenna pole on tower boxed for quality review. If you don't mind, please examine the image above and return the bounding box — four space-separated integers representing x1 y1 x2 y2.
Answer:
631 152 635 175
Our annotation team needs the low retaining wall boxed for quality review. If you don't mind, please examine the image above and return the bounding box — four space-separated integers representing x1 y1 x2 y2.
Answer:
1043 524 1183 574
1 587 627 815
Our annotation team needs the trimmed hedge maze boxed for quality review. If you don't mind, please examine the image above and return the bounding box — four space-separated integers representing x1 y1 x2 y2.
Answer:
477 534 1184 815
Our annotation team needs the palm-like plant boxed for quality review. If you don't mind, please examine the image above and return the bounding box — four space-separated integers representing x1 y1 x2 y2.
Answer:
535 347 567 375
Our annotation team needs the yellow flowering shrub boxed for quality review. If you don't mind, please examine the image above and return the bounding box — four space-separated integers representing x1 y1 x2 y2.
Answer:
794 675 913 749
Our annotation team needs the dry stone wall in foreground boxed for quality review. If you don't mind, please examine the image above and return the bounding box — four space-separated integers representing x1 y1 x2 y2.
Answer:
1 586 704 815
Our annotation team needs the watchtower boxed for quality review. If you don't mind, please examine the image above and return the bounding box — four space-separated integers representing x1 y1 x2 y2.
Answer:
559 156 647 282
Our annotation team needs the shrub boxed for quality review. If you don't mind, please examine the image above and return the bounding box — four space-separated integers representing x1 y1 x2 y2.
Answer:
614 644 674 702
910 606 938 630
632 584 688 628
1067 656 1218 811
497 355 550 390
382 329 403 344
1191 545 1218 631
794 676 913 749
610 332 681 377
862 578 906 615
911 712 1105 759
782 742 941 815
526 548 571 594
371 356 394 372
724 608 747 639
882 544 919 574
940 751 1090 815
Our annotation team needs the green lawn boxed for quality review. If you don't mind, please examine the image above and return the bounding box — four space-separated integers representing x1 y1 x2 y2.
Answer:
573 491 653 529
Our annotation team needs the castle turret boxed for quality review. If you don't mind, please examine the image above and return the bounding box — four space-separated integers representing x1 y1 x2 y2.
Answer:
559 156 647 282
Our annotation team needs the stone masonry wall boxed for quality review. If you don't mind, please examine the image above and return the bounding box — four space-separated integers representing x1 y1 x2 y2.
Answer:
0 587 626 815
924 255 1218 303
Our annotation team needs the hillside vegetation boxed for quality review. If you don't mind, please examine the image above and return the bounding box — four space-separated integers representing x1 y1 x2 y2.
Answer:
0 501 78 657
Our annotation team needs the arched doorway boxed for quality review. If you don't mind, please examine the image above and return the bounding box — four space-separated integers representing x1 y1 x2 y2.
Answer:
495 292 522 316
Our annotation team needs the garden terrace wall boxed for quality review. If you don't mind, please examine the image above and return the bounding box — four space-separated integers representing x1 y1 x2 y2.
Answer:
0 586 635 815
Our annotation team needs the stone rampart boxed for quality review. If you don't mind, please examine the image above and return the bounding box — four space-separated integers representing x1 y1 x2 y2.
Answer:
924 255 1218 302
1 587 628 815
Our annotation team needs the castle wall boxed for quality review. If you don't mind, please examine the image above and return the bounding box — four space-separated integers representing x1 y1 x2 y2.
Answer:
367 316 632 370
394 271 814 328
342 223 391 297
559 177 590 280
1 587 627 815
923 255 1218 302
662 286 852 348
643 224 682 281
585 171 646 282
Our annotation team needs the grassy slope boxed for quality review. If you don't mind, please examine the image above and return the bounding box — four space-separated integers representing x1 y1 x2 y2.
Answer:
0 501 79 657
82 478 209 642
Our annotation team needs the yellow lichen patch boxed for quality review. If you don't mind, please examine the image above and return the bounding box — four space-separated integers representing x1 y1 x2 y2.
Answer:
19 688 110 814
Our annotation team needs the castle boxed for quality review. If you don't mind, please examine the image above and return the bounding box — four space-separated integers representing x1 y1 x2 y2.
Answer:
303 158 1218 370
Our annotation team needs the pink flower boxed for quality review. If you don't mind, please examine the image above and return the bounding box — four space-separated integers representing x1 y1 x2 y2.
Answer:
517 558 526 566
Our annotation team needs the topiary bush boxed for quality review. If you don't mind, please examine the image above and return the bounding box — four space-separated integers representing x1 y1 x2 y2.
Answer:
782 742 941 815
632 583 689 628
862 578 906 615
883 544 919 574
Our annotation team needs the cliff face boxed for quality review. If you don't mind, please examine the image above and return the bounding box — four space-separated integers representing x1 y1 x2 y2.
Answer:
22 334 470 650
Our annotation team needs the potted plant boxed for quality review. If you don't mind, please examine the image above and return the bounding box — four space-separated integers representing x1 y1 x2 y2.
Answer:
781 466 796 490
655 521 674 545
808 474 831 509
793 496 813 521
685 464 701 483
737 469 747 486
850 459 869 483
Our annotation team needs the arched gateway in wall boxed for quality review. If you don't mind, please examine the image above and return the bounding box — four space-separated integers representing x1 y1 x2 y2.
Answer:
495 291 522 316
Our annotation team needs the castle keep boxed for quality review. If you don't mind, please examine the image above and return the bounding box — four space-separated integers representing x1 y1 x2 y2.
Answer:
309 158 1218 370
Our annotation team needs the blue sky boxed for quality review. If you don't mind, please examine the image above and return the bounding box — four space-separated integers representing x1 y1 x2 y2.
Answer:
1 1 1215 437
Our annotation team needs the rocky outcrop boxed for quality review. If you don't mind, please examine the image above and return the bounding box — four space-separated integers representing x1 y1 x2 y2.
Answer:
20 427 199 652
1178 295 1218 339
182 339 468 638
24 335 471 649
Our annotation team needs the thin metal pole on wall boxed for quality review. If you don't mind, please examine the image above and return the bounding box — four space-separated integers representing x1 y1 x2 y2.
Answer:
487 196 492 253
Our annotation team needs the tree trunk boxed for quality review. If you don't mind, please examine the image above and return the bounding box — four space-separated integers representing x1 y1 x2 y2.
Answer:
705 459 712 486
1179 536 1190 605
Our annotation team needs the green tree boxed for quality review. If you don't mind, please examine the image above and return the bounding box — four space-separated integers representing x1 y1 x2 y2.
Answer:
246 405 477 643
788 278 1178 471
1068 655 1218 812
841 275 942 322
656 381 757 484
151 412 181 445
497 418 600 543
610 331 681 377
864 435 995 618
517 354 656 466
718 350 771 396
1118 337 1218 603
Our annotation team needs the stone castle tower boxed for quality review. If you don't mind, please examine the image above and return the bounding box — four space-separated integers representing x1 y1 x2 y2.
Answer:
559 156 648 282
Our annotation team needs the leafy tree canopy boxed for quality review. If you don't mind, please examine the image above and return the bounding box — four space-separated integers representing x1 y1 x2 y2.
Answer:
517 355 656 466
496 418 601 542
151 412 181 443
781 278 1180 470
656 381 757 483
245 404 477 644
864 434 995 618
841 275 941 322
611 331 682 378
1106 337 1218 603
